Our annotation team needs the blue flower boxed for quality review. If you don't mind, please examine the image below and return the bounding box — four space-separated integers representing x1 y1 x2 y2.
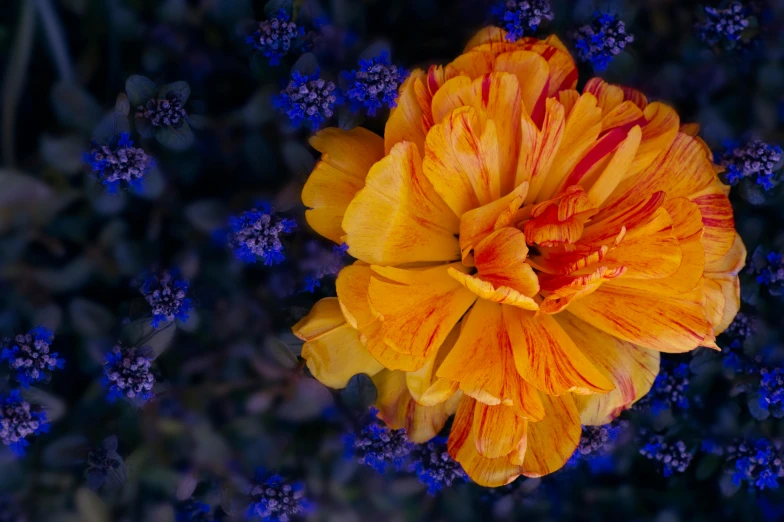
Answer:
0 389 50 456
751 247 784 295
342 52 407 116
1 327 63 387
274 70 340 128
571 12 634 71
567 421 626 473
726 439 784 490
696 2 752 49
345 414 413 473
227 204 296 265
140 271 193 328
86 436 123 490
758 366 784 417
301 242 348 292
247 11 304 66
640 435 693 477
84 133 154 193
102 343 155 405
635 362 690 415
176 499 215 522
409 437 467 494
246 470 310 522
719 139 781 190
491 0 554 41
136 92 188 129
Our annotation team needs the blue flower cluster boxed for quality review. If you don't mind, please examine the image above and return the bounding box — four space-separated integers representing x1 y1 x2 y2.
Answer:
102 343 155 404
84 133 154 193
751 247 784 295
635 362 690 415
274 70 340 128
758 366 784 418
301 242 348 292
567 421 626 473
247 11 304 66
409 437 467 495
571 12 634 71
0 390 49 456
696 2 752 49
140 271 193 329
345 421 413 473
640 436 694 477
1 327 63 387
246 472 309 522
136 92 188 129
720 140 782 190
492 0 554 41
228 204 296 265
176 499 215 522
343 53 407 116
726 438 784 490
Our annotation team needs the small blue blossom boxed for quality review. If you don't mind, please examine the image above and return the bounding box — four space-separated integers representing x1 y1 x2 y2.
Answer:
723 339 749 372
0 390 49 456
409 437 467 494
246 471 310 522
726 438 784 490
345 416 413 473
102 343 155 405
140 271 192 329
1 327 63 387
86 436 123 490
635 362 690 415
719 140 781 190
696 2 752 49
247 11 304 66
491 0 554 41
342 53 407 116
227 204 296 265
571 12 634 71
274 70 340 128
640 435 693 477
176 499 214 522
136 92 188 129
84 133 154 193
567 421 627 473
751 247 784 295
301 242 348 292
758 366 784 417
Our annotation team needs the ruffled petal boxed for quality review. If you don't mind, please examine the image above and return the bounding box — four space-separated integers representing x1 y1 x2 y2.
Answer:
521 393 581 478
473 401 526 458
385 70 427 155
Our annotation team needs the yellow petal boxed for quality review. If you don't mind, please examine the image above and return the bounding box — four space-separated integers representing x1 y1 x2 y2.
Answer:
556 312 659 425
343 141 460 265
521 393 581 478
583 78 624 115
493 50 550 122
473 402 526 458
705 233 746 276
519 98 566 203
503 306 614 395
704 274 740 335
406 325 461 406
473 227 539 296
690 183 736 267
385 70 427 155
293 298 384 388
627 103 680 178
586 125 642 207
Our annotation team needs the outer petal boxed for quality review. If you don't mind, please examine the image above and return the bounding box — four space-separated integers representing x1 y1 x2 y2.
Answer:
521 393 581 478
503 306 614 395
385 70 427 155
568 284 711 353
373 369 460 443
303 128 385 243
690 184 736 266
493 51 550 122
556 313 660 425
343 141 460 265
293 298 384 388
473 402 526 458
406 325 461 406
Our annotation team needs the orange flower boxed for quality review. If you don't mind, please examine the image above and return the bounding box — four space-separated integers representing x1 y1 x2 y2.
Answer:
293 27 745 486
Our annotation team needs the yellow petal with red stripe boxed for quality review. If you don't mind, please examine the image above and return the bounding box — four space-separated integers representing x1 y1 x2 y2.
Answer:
521 393 581 478
384 70 427 155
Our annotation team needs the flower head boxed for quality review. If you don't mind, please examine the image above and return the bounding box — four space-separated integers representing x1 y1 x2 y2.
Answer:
136 92 188 129
86 436 123 490
227 204 296 265
696 2 752 49
491 1 554 41
1 327 63 387
410 437 468 494
246 472 309 522
140 271 192 328
300 242 348 292
247 11 304 66
84 133 154 193
567 420 626 471
102 343 155 404
640 436 693 477
345 417 413 473
274 70 340 128
758 366 784 417
720 140 781 190
342 53 407 116
0 390 49 456
294 27 743 487
571 12 634 71
726 438 784 490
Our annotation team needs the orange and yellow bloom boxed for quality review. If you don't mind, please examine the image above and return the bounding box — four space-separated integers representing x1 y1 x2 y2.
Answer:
293 27 745 486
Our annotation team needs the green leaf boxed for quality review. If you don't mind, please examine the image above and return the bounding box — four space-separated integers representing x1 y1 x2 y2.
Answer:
263 337 299 370
185 200 227 234
125 75 157 106
695 453 722 480
158 81 191 104
341 374 378 411
76 488 109 522
120 318 177 358
69 298 115 337
21 386 66 422
51 82 103 133
42 435 90 467
278 378 334 422
0 170 58 234
32 257 95 293
156 122 194 150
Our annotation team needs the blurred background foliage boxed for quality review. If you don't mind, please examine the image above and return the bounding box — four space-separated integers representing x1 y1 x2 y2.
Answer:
0 0 784 521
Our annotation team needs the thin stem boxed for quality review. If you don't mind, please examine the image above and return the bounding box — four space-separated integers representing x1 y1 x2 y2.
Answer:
33 0 75 83
136 320 175 348
2 1 35 166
